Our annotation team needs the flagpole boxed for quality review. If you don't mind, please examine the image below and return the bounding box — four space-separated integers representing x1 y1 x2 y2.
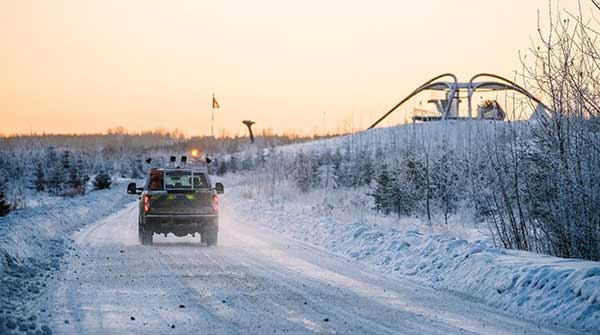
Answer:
211 93 215 138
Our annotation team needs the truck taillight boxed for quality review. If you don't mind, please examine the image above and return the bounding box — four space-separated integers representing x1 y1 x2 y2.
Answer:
212 194 219 212
143 195 150 213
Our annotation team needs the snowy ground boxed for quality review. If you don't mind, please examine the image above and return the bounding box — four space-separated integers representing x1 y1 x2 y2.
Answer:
1 155 598 334
35 193 582 335
229 174 600 333
0 183 133 334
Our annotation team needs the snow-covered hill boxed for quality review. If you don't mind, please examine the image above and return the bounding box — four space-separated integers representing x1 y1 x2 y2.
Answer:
270 120 515 156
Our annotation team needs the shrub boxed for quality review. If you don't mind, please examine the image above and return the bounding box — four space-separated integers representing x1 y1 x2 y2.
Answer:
0 190 11 217
93 172 112 190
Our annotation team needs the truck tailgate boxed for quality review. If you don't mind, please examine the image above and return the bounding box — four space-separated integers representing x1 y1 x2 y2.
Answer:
147 191 215 215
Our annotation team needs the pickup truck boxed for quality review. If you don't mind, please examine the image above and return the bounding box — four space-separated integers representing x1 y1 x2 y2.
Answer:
127 165 224 246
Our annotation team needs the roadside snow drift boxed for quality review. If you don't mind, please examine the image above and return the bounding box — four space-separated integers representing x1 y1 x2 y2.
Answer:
228 182 600 333
0 185 133 334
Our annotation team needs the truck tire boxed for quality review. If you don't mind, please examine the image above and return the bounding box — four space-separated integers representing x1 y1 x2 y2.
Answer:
206 230 218 246
139 225 153 246
203 218 219 246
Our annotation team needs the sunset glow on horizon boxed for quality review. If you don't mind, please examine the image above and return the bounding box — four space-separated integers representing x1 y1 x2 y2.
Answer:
1 0 590 137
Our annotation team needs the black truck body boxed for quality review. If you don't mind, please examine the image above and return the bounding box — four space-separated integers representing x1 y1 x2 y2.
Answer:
128 166 224 246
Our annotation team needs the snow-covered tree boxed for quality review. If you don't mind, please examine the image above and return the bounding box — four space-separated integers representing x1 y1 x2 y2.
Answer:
228 156 238 173
130 158 145 179
0 178 11 216
93 172 112 190
0 192 10 217
215 159 228 176
240 152 255 171
372 166 394 214
356 151 374 187
292 151 321 192
68 154 87 195
331 148 345 188
46 147 63 195
33 161 45 192
431 148 460 224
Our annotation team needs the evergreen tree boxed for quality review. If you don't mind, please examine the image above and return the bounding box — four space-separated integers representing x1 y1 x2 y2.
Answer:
0 191 10 216
372 166 394 214
131 159 144 179
431 149 459 224
404 150 426 196
332 149 357 188
68 154 86 195
240 152 255 171
389 168 418 216
256 149 267 169
374 149 427 217
93 172 112 190
34 161 45 192
59 150 74 195
310 153 322 187
374 147 386 170
0 178 11 216
46 147 63 195
331 148 344 188
61 150 71 171
216 159 228 176
228 156 238 173
292 151 320 192
356 151 374 186
320 149 333 188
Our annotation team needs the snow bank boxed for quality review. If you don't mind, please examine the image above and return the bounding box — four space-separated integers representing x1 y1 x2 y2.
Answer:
227 186 600 333
0 184 134 334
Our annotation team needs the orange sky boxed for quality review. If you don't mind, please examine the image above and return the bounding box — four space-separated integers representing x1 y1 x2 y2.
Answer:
0 0 590 136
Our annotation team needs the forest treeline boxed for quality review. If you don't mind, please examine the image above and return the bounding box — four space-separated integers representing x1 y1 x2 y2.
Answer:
0 132 336 214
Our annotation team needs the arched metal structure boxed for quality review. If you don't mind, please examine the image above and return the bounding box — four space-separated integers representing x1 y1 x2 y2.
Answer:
368 73 551 129
368 74 458 129
467 73 549 119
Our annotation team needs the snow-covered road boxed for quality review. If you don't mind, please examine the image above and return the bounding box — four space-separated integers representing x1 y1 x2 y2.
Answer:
44 198 582 334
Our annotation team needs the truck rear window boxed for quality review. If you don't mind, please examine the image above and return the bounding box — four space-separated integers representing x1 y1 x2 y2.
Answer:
165 170 192 189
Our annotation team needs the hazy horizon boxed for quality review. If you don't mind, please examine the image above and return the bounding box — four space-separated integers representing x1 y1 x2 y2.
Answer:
0 126 347 138
2 0 590 136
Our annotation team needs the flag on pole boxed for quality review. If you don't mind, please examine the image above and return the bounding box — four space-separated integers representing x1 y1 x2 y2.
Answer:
212 95 220 109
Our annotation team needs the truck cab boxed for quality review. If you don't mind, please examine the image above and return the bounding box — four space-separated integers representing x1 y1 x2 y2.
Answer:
127 160 224 246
